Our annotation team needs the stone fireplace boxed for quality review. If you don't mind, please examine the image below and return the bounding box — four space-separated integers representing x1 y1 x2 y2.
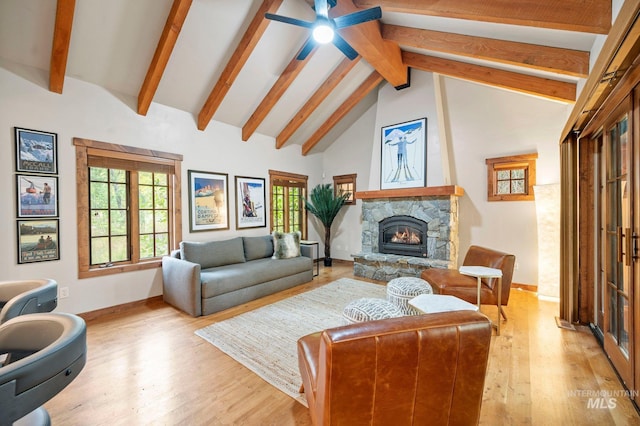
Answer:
353 186 463 281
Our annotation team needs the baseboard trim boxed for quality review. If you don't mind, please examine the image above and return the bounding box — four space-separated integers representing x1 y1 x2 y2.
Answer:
78 295 163 322
511 282 537 292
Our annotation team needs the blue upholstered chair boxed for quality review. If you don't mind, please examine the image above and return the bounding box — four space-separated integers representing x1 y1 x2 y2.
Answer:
0 279 58 324
0 313 87 425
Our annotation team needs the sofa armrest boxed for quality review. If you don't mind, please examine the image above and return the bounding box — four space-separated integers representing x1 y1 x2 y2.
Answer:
162 256 202 317
300 244 313 259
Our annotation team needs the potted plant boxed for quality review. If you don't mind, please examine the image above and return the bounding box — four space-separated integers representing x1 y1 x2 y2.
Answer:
305 183 350 267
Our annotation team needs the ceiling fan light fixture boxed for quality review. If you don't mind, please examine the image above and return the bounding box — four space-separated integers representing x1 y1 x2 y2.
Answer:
312 23 334 44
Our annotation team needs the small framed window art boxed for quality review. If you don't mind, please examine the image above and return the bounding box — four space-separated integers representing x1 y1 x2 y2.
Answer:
486 153 538 201
333 173 357 204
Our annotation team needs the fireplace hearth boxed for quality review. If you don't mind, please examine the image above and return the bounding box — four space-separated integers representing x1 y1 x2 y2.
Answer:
379 215 428 257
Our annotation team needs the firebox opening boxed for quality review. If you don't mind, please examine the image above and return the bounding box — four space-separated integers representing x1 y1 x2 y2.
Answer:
379 215 428 257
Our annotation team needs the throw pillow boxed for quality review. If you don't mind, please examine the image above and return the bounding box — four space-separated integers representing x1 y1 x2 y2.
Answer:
272 231 301 259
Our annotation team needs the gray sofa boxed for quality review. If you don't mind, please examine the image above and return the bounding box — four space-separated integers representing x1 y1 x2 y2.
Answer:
162 235 314 316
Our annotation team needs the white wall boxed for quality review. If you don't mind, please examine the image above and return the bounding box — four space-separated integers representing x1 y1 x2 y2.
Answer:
0 60 322 314
445 78 571 284
320 100 378 260
324 69 572 286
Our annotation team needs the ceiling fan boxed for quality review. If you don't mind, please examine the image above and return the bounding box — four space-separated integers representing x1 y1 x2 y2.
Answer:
265 0 382 60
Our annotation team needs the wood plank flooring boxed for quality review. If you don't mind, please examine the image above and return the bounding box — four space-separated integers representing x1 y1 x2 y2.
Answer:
44 262 640 425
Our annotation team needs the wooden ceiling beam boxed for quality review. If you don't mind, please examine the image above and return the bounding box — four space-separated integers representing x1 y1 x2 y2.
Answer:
197 0 283 131
302 71 383 155
403 51 576 102
354 0 611 34
330 1 408 88
383 24 589 77
49 0 76 94
242 38 318 141
276 56 360 149
138 0 192 116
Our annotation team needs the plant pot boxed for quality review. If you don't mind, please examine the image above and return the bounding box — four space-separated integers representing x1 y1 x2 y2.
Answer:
323 257 332 267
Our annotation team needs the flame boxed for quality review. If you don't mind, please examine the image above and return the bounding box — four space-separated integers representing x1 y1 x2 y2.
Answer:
390 227 421 244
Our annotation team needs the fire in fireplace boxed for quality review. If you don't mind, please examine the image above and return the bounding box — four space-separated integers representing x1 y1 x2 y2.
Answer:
379 215 428 257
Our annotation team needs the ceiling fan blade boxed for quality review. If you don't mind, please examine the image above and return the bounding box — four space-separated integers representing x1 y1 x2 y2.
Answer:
265 13 314 28
297 38 317 60
314 0 329 18
332 33 358 60
333 7 382 29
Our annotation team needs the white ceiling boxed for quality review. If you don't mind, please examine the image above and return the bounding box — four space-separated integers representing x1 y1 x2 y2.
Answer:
0 0 602 153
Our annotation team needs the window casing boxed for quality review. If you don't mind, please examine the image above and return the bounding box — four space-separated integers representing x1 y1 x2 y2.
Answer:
486 153 537 201
269 170 307 238
75 138 182 278
333 173 357 204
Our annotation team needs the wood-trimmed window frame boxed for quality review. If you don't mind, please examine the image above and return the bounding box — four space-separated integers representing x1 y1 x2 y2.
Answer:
269 169 307 239
486 153 538 201
333 173 357 204
74 138 182 279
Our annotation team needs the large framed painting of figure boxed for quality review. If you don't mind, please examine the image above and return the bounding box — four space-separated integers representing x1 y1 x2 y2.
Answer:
380 118 427 190
235 176 266 229
15 127 58 174
16 174 58 217
17 219 60 264
188 170 229 232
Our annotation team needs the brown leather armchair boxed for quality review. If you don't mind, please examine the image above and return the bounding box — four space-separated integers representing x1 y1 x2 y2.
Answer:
297 310 492 426
421 245 515 321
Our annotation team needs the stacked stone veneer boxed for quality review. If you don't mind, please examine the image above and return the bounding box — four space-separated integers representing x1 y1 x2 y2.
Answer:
353 195 459 281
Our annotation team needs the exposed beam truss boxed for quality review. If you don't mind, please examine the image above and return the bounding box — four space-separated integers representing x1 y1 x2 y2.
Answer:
138 0 193 116
49 0 76 93
197 0 284 131
354 0 611 33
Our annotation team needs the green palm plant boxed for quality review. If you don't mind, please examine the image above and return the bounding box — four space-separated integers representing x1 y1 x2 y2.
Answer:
305 183 350 266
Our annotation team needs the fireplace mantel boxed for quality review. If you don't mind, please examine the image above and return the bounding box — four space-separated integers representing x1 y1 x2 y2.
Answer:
355 185 464 200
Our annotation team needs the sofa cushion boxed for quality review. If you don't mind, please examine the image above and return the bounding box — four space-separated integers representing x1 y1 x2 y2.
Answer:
272 231 301 259
243 235 274 261
201 256 312 298
180 237 245 269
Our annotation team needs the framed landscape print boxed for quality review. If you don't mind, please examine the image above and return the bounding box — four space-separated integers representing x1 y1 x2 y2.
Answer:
15 127 58 174
16 174 58 217
235 176 266 229
188 170 229 232
380 118 427 190
17 219 60 263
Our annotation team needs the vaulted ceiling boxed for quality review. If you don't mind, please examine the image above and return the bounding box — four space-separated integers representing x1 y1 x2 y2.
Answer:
0 0 609 154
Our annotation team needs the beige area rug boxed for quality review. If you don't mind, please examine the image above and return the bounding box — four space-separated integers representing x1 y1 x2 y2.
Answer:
195 278 386 406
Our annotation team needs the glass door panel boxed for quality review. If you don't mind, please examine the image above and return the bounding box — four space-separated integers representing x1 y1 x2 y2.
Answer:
603 104 634 388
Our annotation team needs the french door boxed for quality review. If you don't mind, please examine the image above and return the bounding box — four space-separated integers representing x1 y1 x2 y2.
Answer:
601 95 636 389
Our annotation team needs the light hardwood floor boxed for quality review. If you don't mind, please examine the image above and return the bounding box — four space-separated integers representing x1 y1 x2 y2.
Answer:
44 262 640 425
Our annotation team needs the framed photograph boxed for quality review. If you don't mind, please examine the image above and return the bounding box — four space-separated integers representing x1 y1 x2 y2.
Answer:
17 219 60 263
235 176 266 229
16 174 58 217
188 170 229 232
380 117 427 190
15 127 58 174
